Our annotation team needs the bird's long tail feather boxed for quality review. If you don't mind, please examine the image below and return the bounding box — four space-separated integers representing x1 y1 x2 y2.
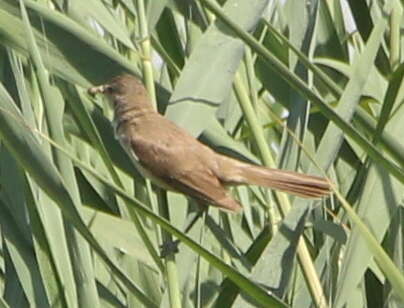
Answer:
219 158 331 198
241 165 330 198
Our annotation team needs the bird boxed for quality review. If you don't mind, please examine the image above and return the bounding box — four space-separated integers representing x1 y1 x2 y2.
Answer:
88 74 331 212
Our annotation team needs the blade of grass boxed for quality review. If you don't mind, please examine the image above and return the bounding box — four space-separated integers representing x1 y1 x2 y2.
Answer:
0 0 138 85
233 64 328 307
166 0 270 136
335 189 404 304
0 87 288 307
199 0 404 186
0 83 158 308
262 20 404 174
19 1 100 305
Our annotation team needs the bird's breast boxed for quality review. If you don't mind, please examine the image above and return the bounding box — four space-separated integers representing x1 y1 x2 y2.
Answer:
113 119 177 191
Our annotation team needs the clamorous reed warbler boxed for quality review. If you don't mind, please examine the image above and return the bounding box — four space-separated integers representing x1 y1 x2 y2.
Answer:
89 74 330 212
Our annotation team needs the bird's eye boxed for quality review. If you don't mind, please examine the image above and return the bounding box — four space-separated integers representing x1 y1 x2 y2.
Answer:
105 85 115 94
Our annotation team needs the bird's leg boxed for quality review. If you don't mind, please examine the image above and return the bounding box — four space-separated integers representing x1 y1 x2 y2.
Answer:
160 201 207 258
184 207 206 234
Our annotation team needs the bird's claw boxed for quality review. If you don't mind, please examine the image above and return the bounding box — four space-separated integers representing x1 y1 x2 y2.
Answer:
160 240 180 258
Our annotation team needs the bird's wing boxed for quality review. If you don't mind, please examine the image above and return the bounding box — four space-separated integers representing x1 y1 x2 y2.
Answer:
165 169 241 211
128 123 241 212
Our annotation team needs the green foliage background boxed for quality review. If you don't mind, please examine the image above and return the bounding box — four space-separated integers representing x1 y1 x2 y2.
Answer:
0 0 403 307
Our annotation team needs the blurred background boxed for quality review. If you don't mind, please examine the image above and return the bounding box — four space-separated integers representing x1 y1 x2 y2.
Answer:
0 0 403 307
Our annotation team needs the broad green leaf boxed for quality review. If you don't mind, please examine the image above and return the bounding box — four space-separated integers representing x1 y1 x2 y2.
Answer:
166 0 270 136
0 0 138 85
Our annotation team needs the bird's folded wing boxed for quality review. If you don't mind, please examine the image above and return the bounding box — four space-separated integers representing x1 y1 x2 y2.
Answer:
129 130 242 211
161 170 242 211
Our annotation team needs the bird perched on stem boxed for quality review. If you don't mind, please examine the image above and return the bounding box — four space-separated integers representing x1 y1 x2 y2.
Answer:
88 74 331 212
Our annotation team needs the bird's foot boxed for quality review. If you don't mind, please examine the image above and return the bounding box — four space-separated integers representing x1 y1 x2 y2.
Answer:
160 240 180 258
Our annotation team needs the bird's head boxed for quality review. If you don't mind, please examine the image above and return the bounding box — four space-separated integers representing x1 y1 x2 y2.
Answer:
88 74 152 111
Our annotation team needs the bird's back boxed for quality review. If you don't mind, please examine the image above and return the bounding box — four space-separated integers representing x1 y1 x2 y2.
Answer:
120 113 218 180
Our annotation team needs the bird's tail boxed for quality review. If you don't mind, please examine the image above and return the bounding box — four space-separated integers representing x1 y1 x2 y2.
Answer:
220 158 331 198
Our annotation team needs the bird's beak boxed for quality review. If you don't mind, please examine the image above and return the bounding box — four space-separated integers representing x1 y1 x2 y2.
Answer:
88 84 109 96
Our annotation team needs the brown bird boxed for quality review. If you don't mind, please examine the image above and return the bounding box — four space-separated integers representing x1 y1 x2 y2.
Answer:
89 74 330 212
